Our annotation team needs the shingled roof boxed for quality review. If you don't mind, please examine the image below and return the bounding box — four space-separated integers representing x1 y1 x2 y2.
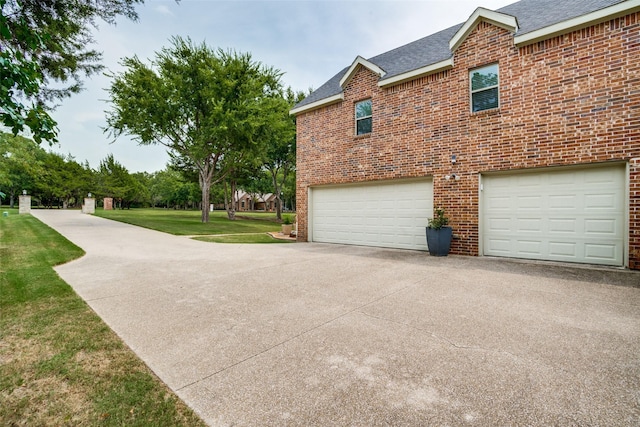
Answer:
292 0 632 113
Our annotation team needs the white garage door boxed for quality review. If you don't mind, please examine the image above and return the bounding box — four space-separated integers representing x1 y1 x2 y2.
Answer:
482 165 625 266
311 179 432 250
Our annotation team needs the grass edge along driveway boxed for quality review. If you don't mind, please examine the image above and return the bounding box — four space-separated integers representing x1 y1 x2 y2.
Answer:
0 213 206 426
95 209 293 243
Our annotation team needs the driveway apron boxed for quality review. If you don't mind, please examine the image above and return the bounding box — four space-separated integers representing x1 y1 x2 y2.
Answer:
32 210 640 426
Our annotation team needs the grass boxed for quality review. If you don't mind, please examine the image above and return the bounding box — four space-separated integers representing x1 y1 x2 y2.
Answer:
95 208 282 236
194 233 294 244
0 213 206 426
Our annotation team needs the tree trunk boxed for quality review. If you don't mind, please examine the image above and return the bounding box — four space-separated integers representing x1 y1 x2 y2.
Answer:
200 177 210 223
268 170 282 220
275 196 282 219
223 180 229 212
227 179 236 220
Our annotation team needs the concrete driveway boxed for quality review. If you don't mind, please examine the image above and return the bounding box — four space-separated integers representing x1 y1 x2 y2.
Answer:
32 210 640 426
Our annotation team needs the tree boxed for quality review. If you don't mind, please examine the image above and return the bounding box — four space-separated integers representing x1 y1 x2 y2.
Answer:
36 151 67 208
106 36 284 222
261 88 305 219
0 132 44 206
0 0 141 143
96 154 136 208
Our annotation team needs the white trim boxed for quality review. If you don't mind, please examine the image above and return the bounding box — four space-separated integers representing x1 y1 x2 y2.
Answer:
450 7 518 52
307 186 313 243
339 56 386 88
514 0 640 47
378 58 454 88
289 93 344 116
625 161 630 268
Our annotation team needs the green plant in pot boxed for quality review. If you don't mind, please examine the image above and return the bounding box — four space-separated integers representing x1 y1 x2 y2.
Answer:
426 207 452 256
281 214 294 235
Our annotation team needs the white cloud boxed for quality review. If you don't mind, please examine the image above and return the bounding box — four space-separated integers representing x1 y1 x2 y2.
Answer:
154 4 174 16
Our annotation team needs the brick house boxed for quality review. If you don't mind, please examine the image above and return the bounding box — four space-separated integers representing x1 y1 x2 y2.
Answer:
291 0 640 269
255 193 277 211
236 191 253 211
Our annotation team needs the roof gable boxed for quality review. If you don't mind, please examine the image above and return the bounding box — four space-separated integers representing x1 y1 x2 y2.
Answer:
339 56 386 88
449 7 519 52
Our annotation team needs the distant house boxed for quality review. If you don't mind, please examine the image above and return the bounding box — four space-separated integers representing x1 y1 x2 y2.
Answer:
255 193 277 211
292 0 640 269
236 191 253 211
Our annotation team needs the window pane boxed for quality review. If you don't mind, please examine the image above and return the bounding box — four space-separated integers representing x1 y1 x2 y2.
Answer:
471 64 499 91
356 100 372 119
472 88 499 112
357 117 372 135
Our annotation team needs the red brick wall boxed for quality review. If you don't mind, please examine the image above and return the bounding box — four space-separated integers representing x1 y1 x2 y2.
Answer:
296 14 640 268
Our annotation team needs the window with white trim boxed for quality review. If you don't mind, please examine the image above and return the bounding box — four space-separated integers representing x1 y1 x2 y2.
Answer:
470 64 499 112
355 99 372 135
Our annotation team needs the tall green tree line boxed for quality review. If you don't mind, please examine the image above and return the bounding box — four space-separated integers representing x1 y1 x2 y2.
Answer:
0 132 296 211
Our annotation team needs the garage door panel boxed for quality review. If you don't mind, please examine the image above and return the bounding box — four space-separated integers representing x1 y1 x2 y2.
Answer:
548 218 576 233
517 240 543 255
549 195 577 209
516 174 543 187
486 238 511 254
518 196 542 209
548 242 576 258
584 218 617 235
483 165 625 266
487 196 511 210
311 180 432 251
488 217 511 232
517 218 543 232
585 168 619 184
549 172 577 186
585 193 617 209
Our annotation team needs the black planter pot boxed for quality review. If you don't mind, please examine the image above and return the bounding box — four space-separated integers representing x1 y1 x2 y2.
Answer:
425 226 452 256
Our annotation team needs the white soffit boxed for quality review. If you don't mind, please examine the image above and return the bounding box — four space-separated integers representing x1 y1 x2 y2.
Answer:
339 56 386 88
515 0 640 46
449 7 519 52
378 58 454 88
289 93 344 116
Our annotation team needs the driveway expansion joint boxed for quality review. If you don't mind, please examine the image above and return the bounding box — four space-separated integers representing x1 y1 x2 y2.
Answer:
176 285 414 392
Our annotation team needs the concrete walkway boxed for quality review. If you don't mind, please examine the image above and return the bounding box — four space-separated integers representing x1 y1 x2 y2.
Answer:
33 210 640 426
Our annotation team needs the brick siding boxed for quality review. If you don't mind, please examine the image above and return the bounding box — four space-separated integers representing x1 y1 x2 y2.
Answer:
296 14 640 269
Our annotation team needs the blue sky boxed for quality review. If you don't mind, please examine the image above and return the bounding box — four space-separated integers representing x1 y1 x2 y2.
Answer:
48 0 514 173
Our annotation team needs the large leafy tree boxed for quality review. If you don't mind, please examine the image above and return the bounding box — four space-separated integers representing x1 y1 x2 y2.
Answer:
106 36 284 222
0 0 142 143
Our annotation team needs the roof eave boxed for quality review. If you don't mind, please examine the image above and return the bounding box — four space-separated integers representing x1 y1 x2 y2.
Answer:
289 93 344 116
514 0 640 47
378 58 454 88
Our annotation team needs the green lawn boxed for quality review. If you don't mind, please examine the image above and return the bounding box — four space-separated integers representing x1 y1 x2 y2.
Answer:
0 213 205 426
95 208 282 236
194 233 293 244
